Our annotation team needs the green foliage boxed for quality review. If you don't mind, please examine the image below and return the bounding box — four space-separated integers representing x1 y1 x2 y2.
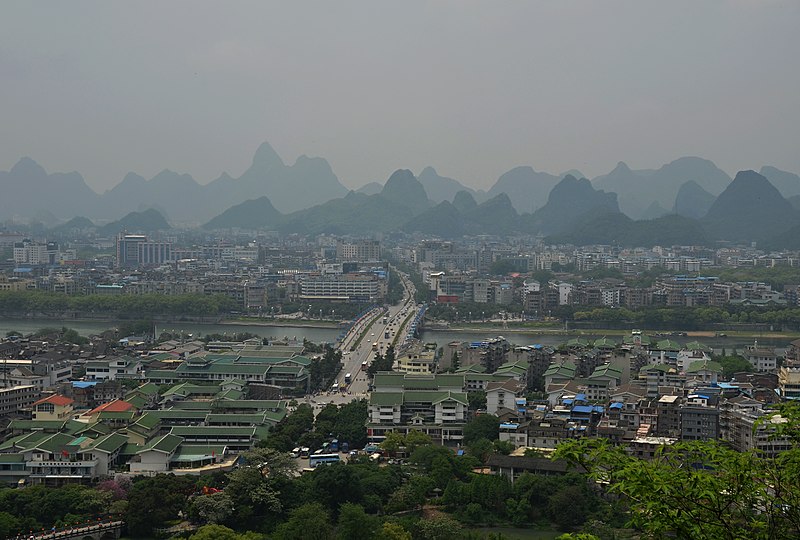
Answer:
554 431 800 539
468 390 486 411
333 399 368 449
0 290 238 317
714 354 754 379
380 521 413 540
272 502 333 540
189 492 235 525
189 524 248 540
125 474 196 536
309 346 343 392
261 404 314 451
467 438 495 463
493 440 515 455
335 503 378 540
413 514 463 540
367 345 396 376
463 414 500 445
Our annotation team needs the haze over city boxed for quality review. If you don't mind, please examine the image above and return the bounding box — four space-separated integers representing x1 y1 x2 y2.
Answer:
2 1 799 192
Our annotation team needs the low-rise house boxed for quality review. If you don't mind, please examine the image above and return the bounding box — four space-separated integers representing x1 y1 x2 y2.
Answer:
744 341 777 373
32 395 74 421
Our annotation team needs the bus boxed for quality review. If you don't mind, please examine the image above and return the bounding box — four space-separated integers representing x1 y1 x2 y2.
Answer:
344 373 352 384
308 453 341 468
299 447 310 458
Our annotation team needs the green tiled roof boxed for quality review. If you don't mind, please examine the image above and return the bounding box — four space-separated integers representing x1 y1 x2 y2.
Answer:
0 431 50 451
0 453 24 463
169 400 215 410
147 409 209 420
543 363 576 377
205 413 268 425
432 391 468 406
97 411 135 421
454 364 485 373
642 363 673 373
139 434 183 454
589 364 623 379
623 334 651 345
120 442 142 456
654 339 681 351
8 420 65 431
593 337 618 349
369 392 403 406
89 433 128 454
73 421 112 436
687 359 723 374
176 363 269 375
212 400 285 411
163 382 221 397
170 426 256 437
133 382 161 396
684 341 711 352
216 389 244 400
132 412 161 430
145 369 181 380
403 390 464 405
126 395 148 409
34 433 75 453
262 410 287 424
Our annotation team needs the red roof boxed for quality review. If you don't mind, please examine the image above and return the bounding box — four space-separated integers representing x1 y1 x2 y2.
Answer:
85 399 134 415
33 394 74 407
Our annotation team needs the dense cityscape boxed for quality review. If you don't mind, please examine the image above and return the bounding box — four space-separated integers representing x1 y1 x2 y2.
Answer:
3 2 800 539
1 224 800 539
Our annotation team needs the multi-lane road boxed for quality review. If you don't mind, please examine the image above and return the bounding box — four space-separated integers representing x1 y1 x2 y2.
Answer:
317 269 419 405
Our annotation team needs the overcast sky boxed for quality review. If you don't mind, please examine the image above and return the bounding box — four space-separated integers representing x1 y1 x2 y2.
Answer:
1 1 798 192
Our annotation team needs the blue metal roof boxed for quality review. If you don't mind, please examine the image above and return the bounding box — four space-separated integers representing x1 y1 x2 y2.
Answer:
72 381 98 388
575 393 587 401
500 423 520 429
609 402 624 409
572 405 593 414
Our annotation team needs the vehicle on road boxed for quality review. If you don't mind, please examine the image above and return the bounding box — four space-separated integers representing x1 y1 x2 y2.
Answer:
345 372 352 384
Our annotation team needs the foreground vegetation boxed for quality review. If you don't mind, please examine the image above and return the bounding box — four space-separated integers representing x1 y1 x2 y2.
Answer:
2 402 798 539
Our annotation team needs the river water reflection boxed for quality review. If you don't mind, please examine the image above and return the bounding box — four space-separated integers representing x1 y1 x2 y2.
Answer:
0 318 790 354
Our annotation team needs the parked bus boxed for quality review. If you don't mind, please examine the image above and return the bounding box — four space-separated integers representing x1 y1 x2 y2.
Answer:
309 453 341 468
345 373 352 384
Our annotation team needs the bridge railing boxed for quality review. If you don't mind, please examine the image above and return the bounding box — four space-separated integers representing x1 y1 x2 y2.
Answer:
11 519 124 540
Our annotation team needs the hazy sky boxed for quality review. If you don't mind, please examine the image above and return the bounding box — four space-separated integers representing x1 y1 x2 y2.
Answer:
2 1 799 192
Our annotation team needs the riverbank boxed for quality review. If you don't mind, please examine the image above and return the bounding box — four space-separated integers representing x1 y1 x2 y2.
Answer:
437 323 800 341
220 318 342 329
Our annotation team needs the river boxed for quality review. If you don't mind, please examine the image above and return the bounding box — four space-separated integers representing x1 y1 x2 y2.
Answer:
0 318 790 354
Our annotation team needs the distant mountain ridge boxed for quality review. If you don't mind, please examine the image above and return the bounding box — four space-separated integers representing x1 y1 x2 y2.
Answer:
4 147 800 243
524 175 619 235
702 170 799 242
592 157 731 218
0 142 348 223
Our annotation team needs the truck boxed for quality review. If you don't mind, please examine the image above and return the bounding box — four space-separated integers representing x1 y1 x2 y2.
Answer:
384 331 390 339
345 373 352 384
